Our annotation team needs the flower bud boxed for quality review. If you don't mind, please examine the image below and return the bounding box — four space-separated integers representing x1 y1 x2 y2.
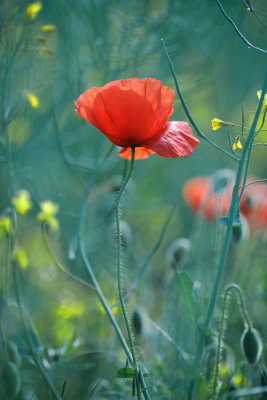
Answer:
132 309 143 335
241 328 262 365
232 215 249 244
212 169 235 194
165 238 191 268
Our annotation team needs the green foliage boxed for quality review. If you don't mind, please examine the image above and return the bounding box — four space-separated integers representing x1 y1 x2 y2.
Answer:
0 0 267 399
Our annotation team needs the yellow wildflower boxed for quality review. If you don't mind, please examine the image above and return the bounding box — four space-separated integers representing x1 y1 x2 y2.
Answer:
233 136 242 151
0 216 12 237
12 247 29 269
26 92 39 108
40 24 56 32
220 363 228 377
211 118 234 130
233 373 243 387
57 299 85 319
12 190 32 215
25 2 42 20
257 90 267 107
38 200 59 230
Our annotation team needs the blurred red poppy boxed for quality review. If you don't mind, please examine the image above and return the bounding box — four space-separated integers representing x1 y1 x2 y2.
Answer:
240 180 267 232
75 78 200 159
182 175 232 220
183 173 267 235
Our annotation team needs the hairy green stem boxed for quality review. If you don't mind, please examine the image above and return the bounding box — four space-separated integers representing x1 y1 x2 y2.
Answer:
226 284 252 328
212 283 251 399
77 143 150 399
115 147 141 398
211 287 230 400
111 201 177 309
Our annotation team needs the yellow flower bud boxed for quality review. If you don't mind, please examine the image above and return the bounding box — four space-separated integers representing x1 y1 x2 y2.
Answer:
26 92 39 108
25 2 42 20
12 247 29 269
0 216 12 237
12 190 32 215
233 136 242 151
40 24 56 32
38 200 59 230
211 118 234 131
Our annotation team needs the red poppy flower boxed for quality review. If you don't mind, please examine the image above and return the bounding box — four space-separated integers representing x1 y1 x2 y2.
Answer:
182 176 232 220
240 180 267 232
75 78 200 159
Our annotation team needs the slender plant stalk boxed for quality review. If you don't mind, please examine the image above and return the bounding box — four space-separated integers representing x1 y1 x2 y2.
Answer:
216 0 267 54
42 224 95 291
211 287 230 400
111 201 177 308
13 262 62 400
188 67 267 400
114 146 141 399
161 39 239 162
212 284 252 399
77 143 150 399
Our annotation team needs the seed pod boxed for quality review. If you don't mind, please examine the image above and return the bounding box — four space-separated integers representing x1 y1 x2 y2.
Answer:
1 361 21 399
232 215 249 244
241 328 262 365
165 238 191 269
132 309 143 335
212 169 235 193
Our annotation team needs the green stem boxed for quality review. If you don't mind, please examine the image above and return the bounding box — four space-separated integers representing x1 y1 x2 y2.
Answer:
77 144 150 400
226 284 252 328
161 39 239 162
13 262 61 400
111 201 177 309
216 0 267 54
41 224 95 291
115 147 141 398
204 74 267 330
211 286 230 400
189 66 267 400
212 283 251 400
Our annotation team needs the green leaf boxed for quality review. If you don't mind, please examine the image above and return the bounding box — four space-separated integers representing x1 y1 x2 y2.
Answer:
116 367 135 379
176 271 201 323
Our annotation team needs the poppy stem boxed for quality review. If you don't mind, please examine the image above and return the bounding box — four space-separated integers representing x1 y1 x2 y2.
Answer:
77 141 150 399
115 146 141 399
188 65 267 400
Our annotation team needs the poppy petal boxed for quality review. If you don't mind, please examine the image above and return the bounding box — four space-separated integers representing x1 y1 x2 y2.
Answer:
76 86 155 147
103 78 175 138
142 121 200 158
75 78 175 146
119 147 155 160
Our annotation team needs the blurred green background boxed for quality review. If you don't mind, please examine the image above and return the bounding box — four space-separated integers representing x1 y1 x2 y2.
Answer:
1 0 267 399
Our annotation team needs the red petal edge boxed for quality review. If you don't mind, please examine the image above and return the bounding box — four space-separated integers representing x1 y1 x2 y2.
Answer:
119 147 155 160
142 121 200 158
